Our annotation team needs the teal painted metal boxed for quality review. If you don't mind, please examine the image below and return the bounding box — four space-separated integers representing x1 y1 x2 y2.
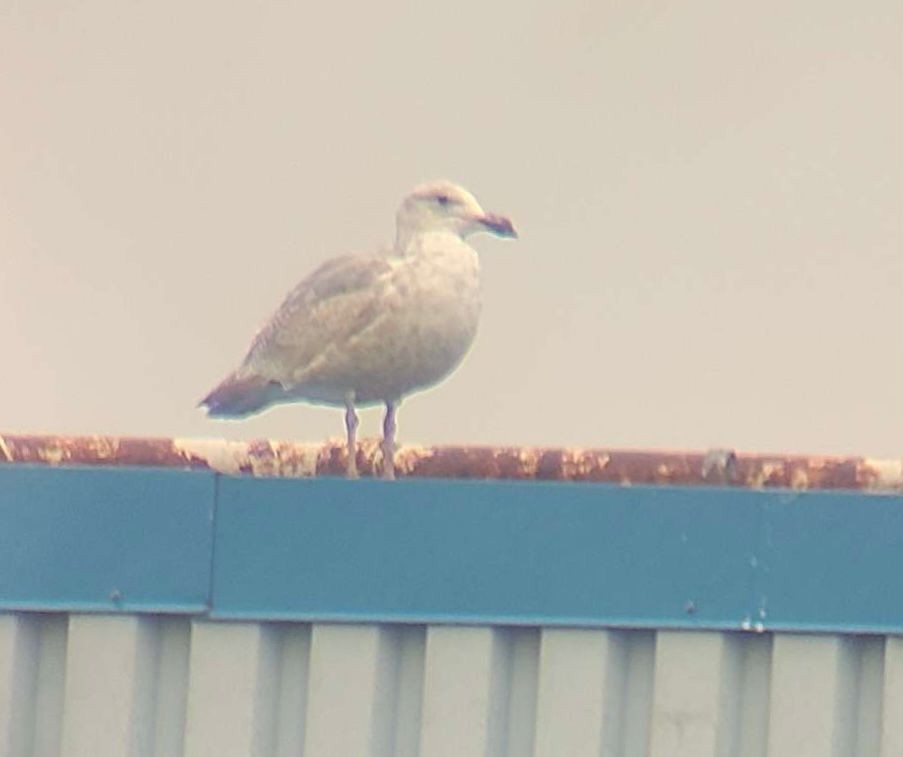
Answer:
1 464 902 633
0 466 216 613
758 491 903 631
211 477 758 628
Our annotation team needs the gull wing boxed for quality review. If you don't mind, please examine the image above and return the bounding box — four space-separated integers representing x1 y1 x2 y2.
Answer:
243 252 394 385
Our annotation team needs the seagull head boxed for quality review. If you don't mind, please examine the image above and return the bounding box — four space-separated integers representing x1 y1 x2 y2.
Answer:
396 180 517 248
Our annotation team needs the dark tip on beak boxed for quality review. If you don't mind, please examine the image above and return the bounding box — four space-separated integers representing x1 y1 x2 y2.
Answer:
479 213 518 239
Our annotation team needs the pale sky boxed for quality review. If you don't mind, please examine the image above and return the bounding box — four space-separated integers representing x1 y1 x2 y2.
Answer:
1 0 900 458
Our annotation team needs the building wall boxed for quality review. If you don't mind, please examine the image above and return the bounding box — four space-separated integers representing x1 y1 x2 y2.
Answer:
3 465 903 756
2 613 902 757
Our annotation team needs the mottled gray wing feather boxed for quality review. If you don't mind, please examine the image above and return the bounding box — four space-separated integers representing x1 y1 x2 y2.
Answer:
243 253 393 383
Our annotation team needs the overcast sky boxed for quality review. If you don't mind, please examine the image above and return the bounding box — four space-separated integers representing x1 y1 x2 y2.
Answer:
2 0 900 457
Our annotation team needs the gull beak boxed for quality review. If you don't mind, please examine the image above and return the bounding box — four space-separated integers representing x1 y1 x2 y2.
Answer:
476 212 518 239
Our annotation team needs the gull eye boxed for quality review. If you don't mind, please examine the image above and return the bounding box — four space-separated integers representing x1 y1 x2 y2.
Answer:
436 194 450 206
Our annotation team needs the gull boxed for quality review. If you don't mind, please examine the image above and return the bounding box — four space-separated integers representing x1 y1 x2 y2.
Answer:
199 180 517 479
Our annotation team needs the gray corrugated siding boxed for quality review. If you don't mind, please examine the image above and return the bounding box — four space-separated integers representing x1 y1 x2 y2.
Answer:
1 613 902 756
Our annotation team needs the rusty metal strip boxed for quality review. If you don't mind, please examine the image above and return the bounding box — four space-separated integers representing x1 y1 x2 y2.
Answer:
0 433 900 491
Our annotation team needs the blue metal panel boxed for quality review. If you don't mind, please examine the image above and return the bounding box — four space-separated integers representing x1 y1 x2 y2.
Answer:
2 464 902 632
757 490 903 633
0 466 215 613
211 477 761 628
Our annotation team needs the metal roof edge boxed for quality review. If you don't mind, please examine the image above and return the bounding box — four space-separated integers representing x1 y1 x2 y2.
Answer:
1 432 900 491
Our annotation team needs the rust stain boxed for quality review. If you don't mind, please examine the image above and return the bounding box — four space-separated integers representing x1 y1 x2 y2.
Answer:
0 433 900 492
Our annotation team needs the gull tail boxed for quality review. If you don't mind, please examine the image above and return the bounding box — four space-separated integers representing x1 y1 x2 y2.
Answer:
199 370 282 418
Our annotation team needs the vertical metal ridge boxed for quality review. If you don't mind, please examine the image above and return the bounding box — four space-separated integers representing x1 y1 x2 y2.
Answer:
370 625 404 757
855 636 885 757
713 635 743 757
60 615 164 756
600 631 631 757
503 628 540 757
650 630 743 756
0 614 40 757
252 624 283 757
393 625 426 757
303 623 406 757
130 616 165 756
273 623 312 757
33 614 67 757
153 617 191 757
0 614 68 757
881 637 903 755
418 625 502 757
622 630 655 757
832 636 864 757
766 634 866 757
533 627 627 757
485 626 542 757
484 628 514 757
735 634 772 757
831 634 891 757
182 620 281 757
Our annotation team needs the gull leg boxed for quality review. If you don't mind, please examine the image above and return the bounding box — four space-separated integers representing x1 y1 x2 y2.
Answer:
381 400 398 481
344 392 359 479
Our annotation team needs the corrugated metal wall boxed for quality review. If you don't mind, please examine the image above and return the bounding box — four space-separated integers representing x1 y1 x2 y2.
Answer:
2 613 902 757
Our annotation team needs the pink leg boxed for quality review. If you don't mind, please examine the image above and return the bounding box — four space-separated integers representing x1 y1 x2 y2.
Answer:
381 400 397 480
344 393 359 479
